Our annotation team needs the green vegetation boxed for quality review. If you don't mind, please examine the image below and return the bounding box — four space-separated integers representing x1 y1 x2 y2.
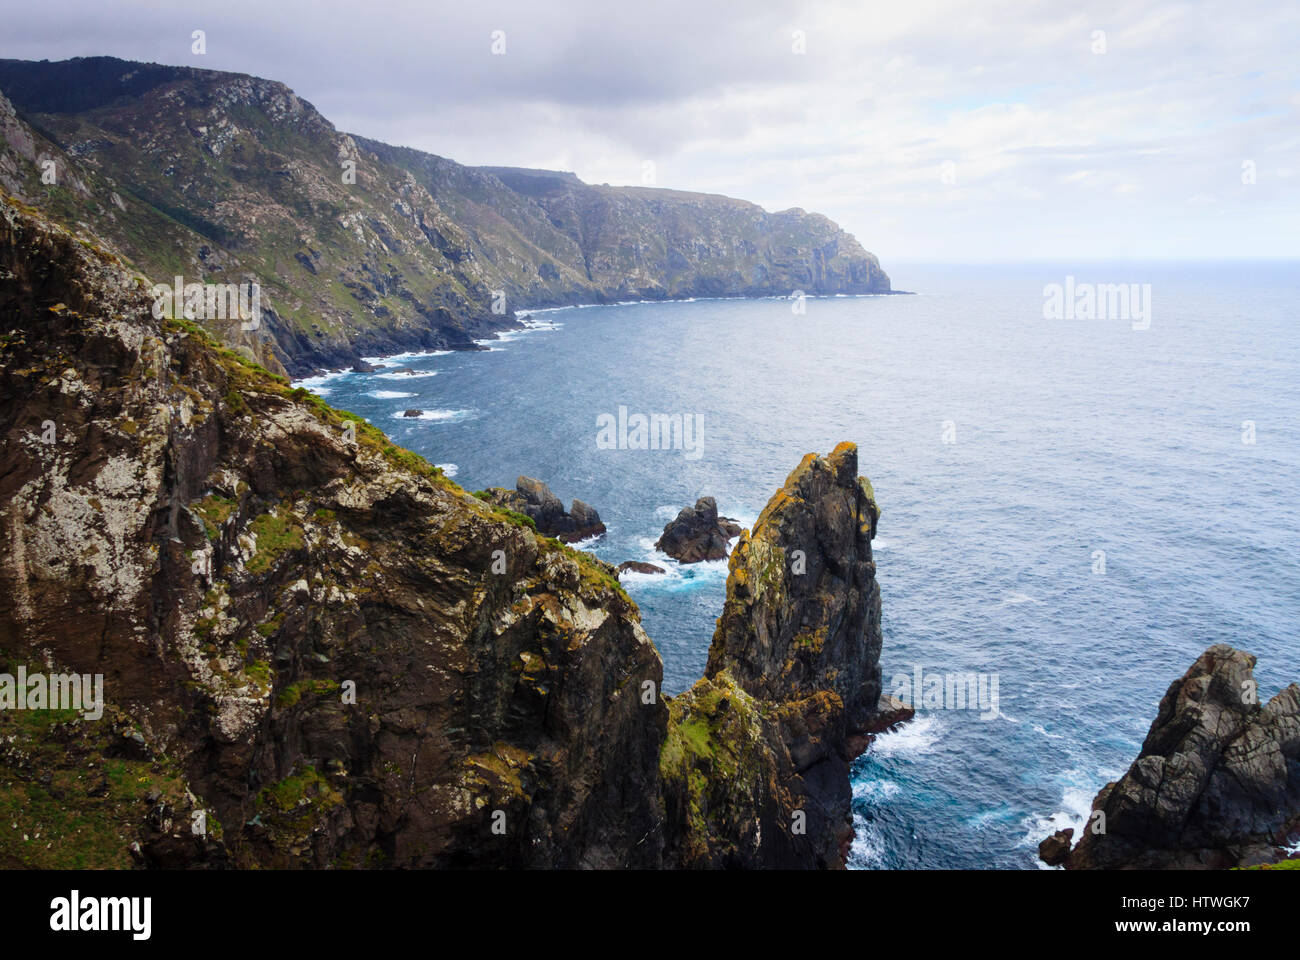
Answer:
275 678 340 709
246 510 305 573
195 493 237 539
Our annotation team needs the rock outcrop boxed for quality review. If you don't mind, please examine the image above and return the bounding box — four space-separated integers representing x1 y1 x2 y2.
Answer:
659 444 889 868
1047 645 1300 869
655 497 742 563
480 478 606 543
0 57 892 378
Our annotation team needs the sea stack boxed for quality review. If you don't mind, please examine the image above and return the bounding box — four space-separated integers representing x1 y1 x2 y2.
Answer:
660 443 905 867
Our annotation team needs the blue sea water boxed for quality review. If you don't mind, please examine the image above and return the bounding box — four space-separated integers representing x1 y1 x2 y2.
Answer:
301 261 1300 869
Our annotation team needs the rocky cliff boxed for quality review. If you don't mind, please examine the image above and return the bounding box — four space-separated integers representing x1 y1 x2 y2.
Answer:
1045 645 1300 870
0 57 891 378
0 195 896 868
0 196 666 868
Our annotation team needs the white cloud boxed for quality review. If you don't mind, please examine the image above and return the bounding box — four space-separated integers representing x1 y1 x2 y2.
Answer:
1 0 1297 259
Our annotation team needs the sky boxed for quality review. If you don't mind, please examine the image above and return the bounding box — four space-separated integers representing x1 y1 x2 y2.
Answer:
2 0 1297 261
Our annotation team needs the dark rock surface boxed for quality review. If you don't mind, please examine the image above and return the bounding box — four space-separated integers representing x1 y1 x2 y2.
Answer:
482 478 606 542
660 444 886 868
617 561 666 576
655 497 743 563
1038 829 1073 866
402 408 422 417
1047 645 1300 869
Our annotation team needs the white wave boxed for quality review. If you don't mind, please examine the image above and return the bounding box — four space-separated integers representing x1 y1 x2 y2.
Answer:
615 538 731 592
1020 778 1098 868
873 537 891 549
852 778 901 802
360 349 450 365
368 390 415 399
849 813 886 869
1002 591 1042 605
292 371 349 395
437 463 458 477
376 369 437 379
1033 723 1064 740
870 714 942 759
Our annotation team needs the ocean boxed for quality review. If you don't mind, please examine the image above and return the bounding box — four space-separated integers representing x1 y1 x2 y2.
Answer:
299 260 1300 869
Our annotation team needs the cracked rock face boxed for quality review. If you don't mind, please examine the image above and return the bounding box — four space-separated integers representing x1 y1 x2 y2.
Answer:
1055 644 1300 869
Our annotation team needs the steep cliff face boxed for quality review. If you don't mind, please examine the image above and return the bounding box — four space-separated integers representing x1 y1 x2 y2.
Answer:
0 57 891 378
660 443 889 868
1049 645 1300 870
0 197 667 868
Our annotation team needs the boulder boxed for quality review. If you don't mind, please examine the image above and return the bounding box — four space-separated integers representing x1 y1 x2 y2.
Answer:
1038 829 1073 867
402 409 422 417
655 496 743 563
1051 645 1300 869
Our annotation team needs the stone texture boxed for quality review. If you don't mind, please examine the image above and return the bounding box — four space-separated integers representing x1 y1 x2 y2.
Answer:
481 478 606 542
0 199 664 868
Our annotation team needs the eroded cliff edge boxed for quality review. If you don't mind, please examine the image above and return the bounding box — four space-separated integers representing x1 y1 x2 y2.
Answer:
0 195 896 868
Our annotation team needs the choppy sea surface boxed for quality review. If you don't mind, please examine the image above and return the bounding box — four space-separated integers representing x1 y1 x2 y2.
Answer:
300 261 1300 869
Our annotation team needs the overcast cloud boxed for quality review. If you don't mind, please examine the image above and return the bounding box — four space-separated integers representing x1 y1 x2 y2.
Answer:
2 0 1297 260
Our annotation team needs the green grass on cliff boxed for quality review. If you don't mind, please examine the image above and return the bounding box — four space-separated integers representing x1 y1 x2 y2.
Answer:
0 655 191 869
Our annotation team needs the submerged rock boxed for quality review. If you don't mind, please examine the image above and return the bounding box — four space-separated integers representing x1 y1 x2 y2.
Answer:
481 478 606 542
1047 645 1300 869
655 497 743 563
617 561 666 576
